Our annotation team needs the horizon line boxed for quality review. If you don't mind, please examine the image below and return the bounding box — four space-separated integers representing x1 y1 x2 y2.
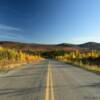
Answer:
0 40 99 45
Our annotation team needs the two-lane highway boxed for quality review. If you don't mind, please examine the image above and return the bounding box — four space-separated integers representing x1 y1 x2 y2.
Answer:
0 60 100 100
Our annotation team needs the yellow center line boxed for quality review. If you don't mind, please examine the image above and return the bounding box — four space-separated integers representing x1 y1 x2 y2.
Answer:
45 62 50 100
45 61 55 100
49 62 55 100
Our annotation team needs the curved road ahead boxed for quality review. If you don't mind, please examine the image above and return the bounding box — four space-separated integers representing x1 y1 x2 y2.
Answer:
0 60 100 100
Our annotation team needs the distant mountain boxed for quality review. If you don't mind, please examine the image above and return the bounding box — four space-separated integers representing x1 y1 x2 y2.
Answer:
57 43 77 47
59 42 100 50
78 42 100 50
0 41 100 51
0 41 80 51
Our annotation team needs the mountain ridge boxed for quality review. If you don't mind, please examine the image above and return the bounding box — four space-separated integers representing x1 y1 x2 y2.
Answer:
0 41 100 51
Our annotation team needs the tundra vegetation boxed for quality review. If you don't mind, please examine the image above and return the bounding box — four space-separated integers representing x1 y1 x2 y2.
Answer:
42 50 100 73
0 45 100 73
0 47 42 71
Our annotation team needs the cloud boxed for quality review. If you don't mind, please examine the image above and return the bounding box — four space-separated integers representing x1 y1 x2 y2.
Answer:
0 24 27 42
0 32 27 42
0 24 20 31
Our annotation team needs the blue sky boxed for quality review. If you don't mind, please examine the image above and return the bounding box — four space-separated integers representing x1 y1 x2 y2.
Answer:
0 0 100 44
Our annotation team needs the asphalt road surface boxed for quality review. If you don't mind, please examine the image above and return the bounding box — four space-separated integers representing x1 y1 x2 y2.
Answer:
0 60 100 100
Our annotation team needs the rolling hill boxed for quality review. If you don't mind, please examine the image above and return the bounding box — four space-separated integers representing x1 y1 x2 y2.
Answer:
78 42 100 50
0 41 99 51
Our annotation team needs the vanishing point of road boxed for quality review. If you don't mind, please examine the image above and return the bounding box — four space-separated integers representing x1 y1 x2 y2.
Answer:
0 59 100 100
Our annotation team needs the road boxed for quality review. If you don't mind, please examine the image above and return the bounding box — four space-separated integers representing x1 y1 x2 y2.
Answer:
0 60 100 100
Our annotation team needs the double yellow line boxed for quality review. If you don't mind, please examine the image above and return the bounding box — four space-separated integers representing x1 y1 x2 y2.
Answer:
45 61 55 100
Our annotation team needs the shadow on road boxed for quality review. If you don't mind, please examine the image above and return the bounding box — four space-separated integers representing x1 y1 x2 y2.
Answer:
0 87 42 96
79 82 100 88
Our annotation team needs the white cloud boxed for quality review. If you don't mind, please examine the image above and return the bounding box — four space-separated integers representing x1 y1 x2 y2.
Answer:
0 24 27 42
0 24 20 31
0 32 27 42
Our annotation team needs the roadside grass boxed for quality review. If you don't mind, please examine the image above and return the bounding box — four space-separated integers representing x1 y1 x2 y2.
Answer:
0 59 43 73
0 62 27 73
65 61 100 75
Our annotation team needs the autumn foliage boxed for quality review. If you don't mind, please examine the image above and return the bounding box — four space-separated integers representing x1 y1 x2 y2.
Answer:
42 50 100 73
0 47 42 71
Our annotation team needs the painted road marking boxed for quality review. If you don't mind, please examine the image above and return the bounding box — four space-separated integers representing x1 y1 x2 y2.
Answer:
49 62 55 100
45 62 50 100
45 61 55 100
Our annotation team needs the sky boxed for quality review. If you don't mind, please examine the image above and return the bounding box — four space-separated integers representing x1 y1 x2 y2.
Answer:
0 0 100 44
